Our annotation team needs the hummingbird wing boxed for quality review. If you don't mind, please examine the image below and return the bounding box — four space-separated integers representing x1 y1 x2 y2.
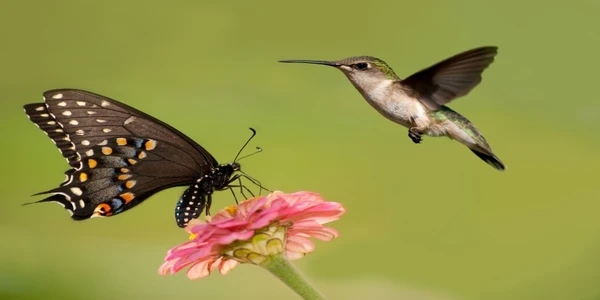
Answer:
400 46 498 110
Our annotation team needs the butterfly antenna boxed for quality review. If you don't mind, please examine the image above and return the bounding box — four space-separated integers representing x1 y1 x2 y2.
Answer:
236 147 263 161
233 127 257 162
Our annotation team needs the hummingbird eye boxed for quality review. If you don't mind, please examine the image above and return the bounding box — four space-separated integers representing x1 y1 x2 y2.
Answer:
355 62 369 70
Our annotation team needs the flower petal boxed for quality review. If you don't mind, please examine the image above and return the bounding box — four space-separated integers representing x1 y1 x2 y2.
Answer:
289 220 340 239
286 235 316 258
186 258 217 279
158 257 180 275
217 230 255 244
248 211 280 229
218 258 239 275
281 203 345 224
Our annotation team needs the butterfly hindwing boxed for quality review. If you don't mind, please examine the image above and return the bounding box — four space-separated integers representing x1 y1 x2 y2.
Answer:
33 137 202 219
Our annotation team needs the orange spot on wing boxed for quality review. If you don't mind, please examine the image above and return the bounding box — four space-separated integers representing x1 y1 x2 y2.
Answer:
88 159 97 168
128 158 137 165
93 203 112 217
118 174 131 181
145 140 157 150
120 192 135 203
116 138 127 146
125 180 136 189
138 151 147 159
101 147 113 155
120 168 130 173
100 203 111 212
79 172 88 182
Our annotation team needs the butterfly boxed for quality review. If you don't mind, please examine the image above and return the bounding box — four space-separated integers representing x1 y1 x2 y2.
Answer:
24 89 261 228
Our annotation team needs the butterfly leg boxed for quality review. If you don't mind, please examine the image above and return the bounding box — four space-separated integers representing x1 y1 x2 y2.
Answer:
229 188 239 204
238 176 256 198
225 175 251 200
205 193 213 216
227 183 255 199
238 173 271 194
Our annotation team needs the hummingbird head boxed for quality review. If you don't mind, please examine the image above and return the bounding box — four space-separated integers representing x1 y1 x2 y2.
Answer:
279 56 399 88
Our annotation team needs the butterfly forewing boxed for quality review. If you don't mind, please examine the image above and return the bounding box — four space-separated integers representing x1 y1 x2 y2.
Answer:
24 89 223 222
41 90 218 168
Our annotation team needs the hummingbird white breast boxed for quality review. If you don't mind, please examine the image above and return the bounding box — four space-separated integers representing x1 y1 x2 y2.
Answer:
356 79 431 130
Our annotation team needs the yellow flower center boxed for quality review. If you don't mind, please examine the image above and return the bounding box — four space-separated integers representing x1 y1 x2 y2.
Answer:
222 222 288 265
225 205 238 216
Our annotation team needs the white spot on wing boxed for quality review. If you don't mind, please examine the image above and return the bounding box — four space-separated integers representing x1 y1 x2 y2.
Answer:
79 199 85 208
124 116 136 125
102 128 112 133
35 106 44 111
57 101 67 106
96 119 106 123
71 187 83 196
47 121 56 125
86 149 94 156
69 120 79 125
77 101 86 106
101 100 110 107
52 93 64 99
87 111 97 115
98 140 108 146
40 113 49 117
62 111 71 116
75 129 84 135
81 140 90 146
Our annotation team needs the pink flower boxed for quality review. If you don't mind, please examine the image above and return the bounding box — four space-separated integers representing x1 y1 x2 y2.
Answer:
159 191 345 279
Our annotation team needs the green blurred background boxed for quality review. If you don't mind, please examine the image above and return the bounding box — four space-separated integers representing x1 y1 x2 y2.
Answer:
1 0 598 299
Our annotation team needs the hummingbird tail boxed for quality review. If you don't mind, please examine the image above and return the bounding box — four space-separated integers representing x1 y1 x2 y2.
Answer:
470 148 506 171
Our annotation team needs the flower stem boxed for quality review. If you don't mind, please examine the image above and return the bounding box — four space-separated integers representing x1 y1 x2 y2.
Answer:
261 254 327 300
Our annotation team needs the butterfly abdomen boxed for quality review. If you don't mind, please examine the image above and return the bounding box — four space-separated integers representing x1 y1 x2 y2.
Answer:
175 181 210 228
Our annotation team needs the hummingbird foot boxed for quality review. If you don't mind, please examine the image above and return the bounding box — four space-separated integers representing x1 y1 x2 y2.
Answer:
408 127 422 144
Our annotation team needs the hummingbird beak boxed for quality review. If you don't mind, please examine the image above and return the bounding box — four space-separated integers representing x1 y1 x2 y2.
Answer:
278 59 338 67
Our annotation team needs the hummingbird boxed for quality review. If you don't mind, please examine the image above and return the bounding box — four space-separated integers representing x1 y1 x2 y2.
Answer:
279 46 505 171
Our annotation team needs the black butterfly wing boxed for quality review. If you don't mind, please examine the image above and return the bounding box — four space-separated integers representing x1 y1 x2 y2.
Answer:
24 89 218 219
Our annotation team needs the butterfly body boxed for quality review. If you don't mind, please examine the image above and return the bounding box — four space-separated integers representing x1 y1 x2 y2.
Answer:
174 162 240 227
24 89 243 228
